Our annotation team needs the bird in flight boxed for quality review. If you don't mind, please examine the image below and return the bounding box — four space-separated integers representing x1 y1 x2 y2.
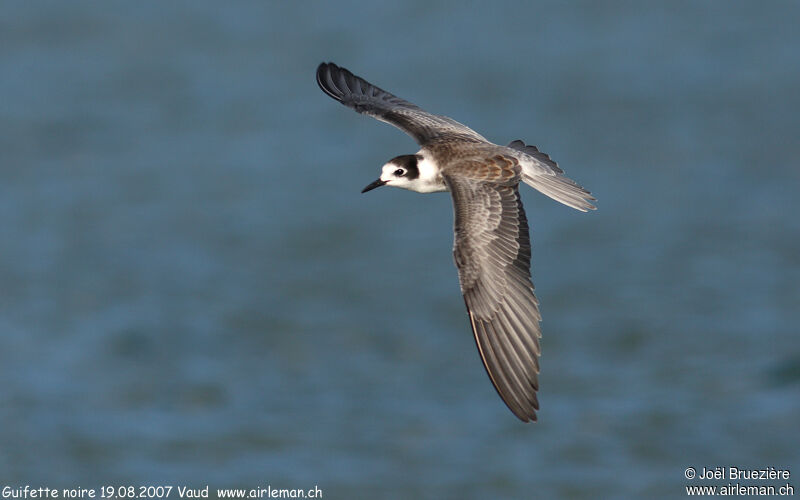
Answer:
316 62 595 422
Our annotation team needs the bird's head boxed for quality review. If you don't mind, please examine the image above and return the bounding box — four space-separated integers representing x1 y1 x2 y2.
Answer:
361 154 422 193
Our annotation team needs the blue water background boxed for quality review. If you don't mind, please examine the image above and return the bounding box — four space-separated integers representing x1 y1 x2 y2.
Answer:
1 2 798 498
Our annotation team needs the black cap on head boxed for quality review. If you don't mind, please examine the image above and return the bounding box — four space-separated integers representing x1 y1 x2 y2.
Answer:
389 154 420 180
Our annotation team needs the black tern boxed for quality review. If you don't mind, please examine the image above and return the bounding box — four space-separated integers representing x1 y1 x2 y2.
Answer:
317 62 595 422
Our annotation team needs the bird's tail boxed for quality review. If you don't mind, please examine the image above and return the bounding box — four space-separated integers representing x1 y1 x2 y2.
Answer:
506 140 596 212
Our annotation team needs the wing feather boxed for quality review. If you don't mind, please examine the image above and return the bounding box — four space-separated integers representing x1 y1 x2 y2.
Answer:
317 62 486 145
444 164 542 422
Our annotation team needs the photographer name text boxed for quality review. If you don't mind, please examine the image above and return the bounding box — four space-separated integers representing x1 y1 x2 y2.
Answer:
692 466 790 481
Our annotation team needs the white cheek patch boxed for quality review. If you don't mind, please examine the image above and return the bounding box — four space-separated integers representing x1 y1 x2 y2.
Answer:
380 163 401 182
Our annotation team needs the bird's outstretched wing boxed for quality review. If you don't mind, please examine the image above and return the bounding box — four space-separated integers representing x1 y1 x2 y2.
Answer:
506 139 596 212
443 155 541 422
317 62 486 145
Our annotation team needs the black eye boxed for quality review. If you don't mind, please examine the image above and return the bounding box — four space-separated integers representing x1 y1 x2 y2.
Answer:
394 169 405 176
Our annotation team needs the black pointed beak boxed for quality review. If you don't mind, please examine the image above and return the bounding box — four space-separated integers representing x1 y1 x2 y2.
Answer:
361 179 386 193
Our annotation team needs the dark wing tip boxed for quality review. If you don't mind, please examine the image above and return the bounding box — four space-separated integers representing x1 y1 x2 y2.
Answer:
316 61 372 104
316 62 346 102
316 62 416 110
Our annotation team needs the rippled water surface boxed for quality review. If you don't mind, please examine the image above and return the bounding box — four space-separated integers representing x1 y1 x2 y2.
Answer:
1 2 798 498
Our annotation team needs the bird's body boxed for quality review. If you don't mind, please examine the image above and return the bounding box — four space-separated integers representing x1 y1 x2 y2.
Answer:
317 62 595 422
